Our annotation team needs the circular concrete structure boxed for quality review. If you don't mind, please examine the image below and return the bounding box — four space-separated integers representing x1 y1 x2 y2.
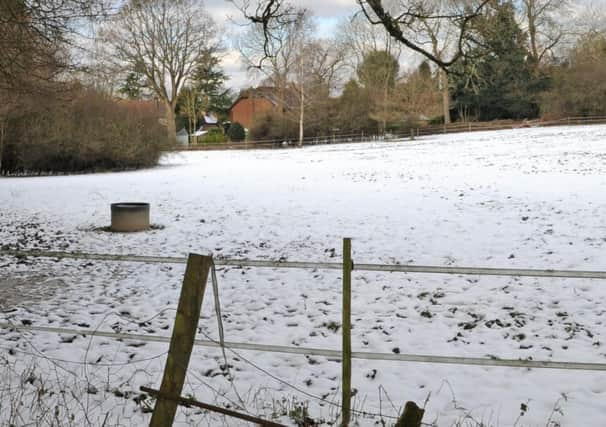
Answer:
110 203 150 232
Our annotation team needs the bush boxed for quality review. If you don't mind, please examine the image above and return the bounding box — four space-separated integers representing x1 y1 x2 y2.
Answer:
540 33 606 118
1 87 170 174
249 112 298 141
227 122 245 142
198 128 225 144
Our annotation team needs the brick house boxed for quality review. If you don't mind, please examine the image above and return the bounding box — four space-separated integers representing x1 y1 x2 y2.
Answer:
229 87 293 130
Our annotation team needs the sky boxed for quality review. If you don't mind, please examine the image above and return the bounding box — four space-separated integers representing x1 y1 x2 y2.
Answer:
204 0 359 90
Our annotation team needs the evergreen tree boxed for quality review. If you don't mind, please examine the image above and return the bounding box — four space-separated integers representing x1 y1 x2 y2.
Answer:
451 0 549 121
227 122 246 142
118 72 145 100
335 79 375 133
175 47 232 135
357 50 399 90
190 47 232 119
356 50 400 132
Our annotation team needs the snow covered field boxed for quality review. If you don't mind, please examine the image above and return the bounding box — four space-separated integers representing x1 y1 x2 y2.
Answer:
1 125 606 426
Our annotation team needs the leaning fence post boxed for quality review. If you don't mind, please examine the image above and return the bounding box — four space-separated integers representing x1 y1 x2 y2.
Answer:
149 253 212 427
342 238 352 426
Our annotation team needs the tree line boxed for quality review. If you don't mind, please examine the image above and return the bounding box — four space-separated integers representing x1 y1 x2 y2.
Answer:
239 0 606 141
0 0 174 174
1 0 606 173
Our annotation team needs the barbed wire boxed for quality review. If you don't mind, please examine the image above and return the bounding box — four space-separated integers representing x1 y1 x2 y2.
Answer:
196 329 401 421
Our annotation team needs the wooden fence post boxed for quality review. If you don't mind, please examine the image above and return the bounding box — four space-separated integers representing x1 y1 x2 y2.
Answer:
342 238 352 426
149 253 213 427
395 401 424 427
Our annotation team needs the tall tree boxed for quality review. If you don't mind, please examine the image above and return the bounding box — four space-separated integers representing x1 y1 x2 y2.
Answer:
336 11 403 73
405 0 459 123
357 50 400 133
451 0 548 120
178 85 208 143
239 9 310 140
335 79 375 133
541 31 606 116
521 0 568 63
1 0 97 171
190 47 232 118
240 9 343 143
0 0 106 92
106 0 216 144
175 47 231 141
393 61 442 124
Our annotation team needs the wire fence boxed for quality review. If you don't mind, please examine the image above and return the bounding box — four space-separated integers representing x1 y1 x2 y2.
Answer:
175 116 606 151
0 306 278 426
2 248 606 373
2 244 606 427
3 248 606 279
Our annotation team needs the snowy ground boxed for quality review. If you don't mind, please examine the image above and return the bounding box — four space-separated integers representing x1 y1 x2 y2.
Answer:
1 125 606 426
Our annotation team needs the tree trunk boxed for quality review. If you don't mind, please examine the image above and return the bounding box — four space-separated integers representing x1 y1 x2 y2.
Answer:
440 70 451 124
0 120 4 173
298 85 304 147
527 1 539 61
0 117 8 174
165 102 177 145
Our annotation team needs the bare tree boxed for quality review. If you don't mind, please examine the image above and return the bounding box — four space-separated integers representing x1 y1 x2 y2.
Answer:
238 10 306 141
239 10 345 144
179 86 209 144
520 0 568 63
229 0 301 69
395 63 442 121
234 0 491 72
105 0 215 143
0 0 105 171
0 0 107 92
574 2 606 35
293 39 345 144
405 0 460 123
336 11 403 72
357 0 493 70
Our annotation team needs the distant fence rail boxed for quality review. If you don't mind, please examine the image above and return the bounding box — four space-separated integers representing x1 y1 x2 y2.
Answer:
174 116 606 151
2 247 606 372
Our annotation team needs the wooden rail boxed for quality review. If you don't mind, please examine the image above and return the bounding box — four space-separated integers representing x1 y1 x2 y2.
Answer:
142 386 286 427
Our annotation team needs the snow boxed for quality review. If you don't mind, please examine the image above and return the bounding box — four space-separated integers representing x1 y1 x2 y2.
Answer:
1 125 606 425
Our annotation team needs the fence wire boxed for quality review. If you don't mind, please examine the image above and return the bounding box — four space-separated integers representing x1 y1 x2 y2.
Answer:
3 248 606 279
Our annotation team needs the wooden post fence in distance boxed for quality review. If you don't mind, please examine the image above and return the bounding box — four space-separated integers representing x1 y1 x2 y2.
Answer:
342 238 352 426
149 253 212 427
